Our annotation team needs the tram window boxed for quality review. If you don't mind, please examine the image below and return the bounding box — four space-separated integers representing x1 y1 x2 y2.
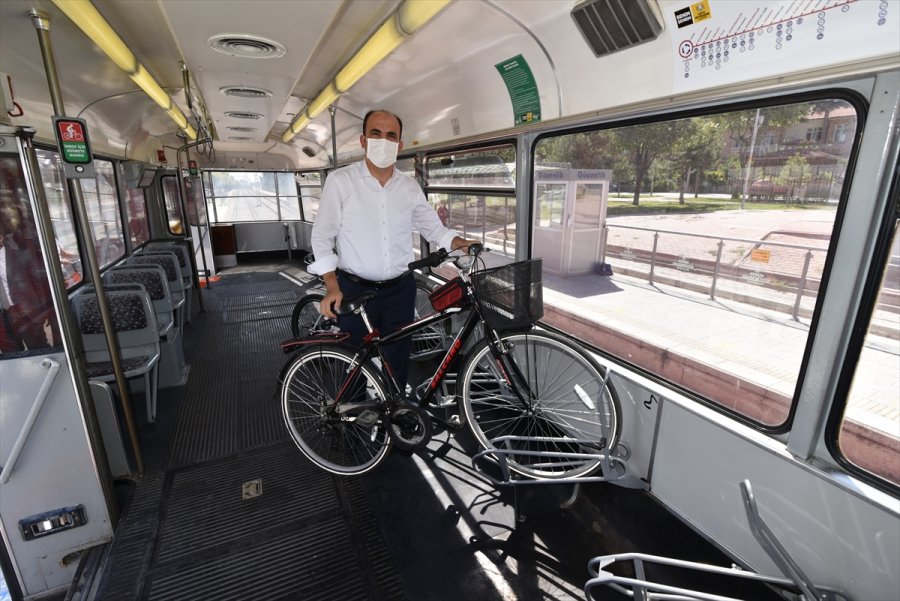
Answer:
533 98 858 427
78 159 126 268
296 172 321 222
424 147 516 259
203 171 300 222
0 157 60 355
36 150 125 271
161 175 183 235
839 219 900 486
124 187 150 249
35 149 82 287
277 172 301 220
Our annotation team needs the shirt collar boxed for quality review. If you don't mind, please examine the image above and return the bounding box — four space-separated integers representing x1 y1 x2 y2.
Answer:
357 159 399 186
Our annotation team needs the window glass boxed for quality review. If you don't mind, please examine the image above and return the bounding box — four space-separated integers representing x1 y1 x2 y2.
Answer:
78 159 125 268
427 148 515 188
1 155 61 354
35 149 82 287
424 146 516 261
161 175 183 235
839 219 900 486
533 98 857 427
277 172 301 220
124 187 150 249
204 171 305 222
37 150 124 270
297 171 321 222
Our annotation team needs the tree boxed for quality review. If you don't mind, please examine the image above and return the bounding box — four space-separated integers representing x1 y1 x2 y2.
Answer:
610 121 693 206
670 117 720 204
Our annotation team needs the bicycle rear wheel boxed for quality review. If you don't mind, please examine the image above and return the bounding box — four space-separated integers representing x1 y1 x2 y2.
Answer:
459 330 620 480
281 344 392 475
291 292 325 338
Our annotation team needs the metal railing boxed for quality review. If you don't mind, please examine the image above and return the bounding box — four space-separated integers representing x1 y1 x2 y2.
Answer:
601 223 826 321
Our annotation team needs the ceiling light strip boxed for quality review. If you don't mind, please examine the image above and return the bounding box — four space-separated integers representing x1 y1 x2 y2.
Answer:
282 0 450 143
52 0 197 140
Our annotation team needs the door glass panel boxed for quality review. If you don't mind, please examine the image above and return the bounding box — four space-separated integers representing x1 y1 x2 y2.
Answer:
1 155 61 354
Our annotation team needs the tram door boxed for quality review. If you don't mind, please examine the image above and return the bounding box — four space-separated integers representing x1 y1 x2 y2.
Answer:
533 168 609 276
0 129 114 599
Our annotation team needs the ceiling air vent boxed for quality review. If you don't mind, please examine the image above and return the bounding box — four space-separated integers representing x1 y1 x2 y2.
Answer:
227 126 258 132
571 0 663 57
220 86 273 99
301 146 317 158
228 136 254 141
209 34 287 59
225 111 263 120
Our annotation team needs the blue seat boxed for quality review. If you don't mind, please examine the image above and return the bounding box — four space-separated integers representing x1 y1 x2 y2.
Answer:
71 286 161 423
142 241 194 321
104 265 175 339
127 252 185 330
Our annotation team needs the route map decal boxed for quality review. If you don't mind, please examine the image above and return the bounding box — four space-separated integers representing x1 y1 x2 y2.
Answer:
669 0 900 92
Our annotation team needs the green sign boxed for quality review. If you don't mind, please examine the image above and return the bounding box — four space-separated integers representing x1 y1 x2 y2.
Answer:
495 54 541 126
53 116 95 178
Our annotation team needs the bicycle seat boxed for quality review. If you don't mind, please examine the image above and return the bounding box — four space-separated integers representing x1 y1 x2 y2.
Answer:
338 291 377 315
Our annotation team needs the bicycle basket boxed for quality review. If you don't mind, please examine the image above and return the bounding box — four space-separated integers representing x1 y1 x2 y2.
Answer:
429 277 470 312
470 258 543 331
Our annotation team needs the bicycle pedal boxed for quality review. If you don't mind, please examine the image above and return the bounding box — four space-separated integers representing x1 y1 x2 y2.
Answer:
355 410 380 427
427 395 457 409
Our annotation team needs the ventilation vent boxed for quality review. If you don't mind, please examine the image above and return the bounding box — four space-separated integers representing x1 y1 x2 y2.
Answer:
571 0 663 57
301 146 317 158
227 126 258 132
209 34 287 59
225 111 263 120
228 136 254 141
220 86 273 99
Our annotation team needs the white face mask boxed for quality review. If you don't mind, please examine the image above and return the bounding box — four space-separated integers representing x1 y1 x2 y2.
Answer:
365 137 399 168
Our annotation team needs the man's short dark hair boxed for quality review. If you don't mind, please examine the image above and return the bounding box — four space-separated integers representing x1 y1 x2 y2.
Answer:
362 109 403 139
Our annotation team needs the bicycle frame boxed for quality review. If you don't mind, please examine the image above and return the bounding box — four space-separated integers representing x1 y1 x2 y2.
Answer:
329 274 538 417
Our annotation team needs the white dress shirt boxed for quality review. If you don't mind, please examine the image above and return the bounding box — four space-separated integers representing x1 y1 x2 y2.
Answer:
309 161 457 281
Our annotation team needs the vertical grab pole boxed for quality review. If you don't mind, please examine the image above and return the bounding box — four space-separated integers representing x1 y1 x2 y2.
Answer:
29 8 144 477
176 141 211 301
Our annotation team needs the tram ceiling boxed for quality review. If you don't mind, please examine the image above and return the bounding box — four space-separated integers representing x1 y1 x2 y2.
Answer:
1 0 672 168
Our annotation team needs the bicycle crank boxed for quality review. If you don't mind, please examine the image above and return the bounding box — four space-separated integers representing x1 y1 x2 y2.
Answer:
388 402 432 451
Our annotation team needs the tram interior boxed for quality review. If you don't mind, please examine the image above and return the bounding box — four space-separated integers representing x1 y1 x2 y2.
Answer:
1 0 898 600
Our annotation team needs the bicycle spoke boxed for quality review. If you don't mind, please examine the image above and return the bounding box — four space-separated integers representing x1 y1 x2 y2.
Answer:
461 331 621 479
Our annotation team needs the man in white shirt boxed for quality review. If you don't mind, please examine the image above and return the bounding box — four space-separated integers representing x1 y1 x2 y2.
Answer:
309 109 476 390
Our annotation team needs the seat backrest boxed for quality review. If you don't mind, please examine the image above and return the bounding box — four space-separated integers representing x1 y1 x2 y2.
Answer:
144 242 192 286
127 253 184 305
104 265 174 330
71 287 159 363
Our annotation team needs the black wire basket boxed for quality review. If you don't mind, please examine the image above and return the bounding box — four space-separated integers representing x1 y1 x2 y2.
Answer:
470 258 543 331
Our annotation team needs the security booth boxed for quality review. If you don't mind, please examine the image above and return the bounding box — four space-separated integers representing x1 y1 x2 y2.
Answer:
533 168 611 276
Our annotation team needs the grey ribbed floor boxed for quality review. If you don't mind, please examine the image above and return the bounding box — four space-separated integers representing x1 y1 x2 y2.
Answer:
94 272 406 601
90 266 783 601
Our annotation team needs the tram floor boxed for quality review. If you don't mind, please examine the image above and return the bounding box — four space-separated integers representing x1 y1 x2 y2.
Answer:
77 266 786 601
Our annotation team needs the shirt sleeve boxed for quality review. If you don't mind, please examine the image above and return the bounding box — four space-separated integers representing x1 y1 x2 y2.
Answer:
411 188 457 251
308 174 341 275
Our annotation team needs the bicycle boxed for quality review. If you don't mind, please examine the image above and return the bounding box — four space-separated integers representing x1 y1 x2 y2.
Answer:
290 257 449 360
279 244 620 478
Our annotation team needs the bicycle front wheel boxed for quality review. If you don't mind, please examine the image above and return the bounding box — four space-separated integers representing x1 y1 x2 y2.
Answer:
290 292 325 339
281 344 392 475
459 330 620 480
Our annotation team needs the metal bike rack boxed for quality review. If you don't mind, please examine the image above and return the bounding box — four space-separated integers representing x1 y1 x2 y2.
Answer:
469 366 643 489
582 479 852 601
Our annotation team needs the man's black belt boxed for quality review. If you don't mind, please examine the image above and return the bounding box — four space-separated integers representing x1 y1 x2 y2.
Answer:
337 269 411 288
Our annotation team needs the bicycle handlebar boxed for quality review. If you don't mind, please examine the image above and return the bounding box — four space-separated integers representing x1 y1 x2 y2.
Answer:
407 243 485 271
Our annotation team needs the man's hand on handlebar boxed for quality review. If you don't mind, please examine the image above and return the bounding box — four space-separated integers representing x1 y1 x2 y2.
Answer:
451 237 482 254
